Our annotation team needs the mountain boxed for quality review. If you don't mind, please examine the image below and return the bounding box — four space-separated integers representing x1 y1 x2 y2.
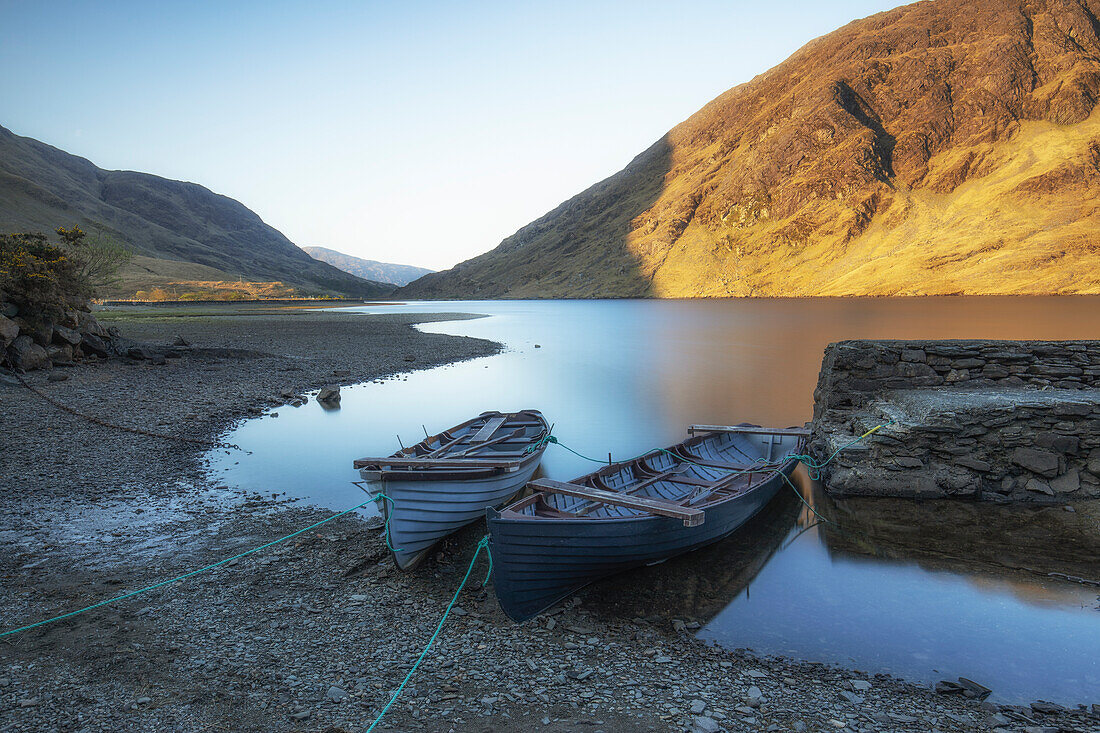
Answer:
0 125 393 297
302 247 433 286
402 0 1100 298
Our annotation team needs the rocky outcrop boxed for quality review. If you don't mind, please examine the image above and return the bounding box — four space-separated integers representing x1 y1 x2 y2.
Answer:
810 340 1100 502
0 301 123 373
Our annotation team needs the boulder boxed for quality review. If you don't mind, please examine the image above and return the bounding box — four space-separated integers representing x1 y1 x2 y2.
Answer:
8 335 50 371
317 385 341 403
46 344 73 365
957 677 992 700
80 333 110 358
52 325 82 346
16 318 54 346
1011 447 1060 478
59 309 79 328
0 302 17 318
1035 432 1079 454
0 315 19 347
47 371 69 382
173 335 191 347
76 311 108 338
956 456 992 472
1087 449 1100 476
127 346 152 361
1050 469 1080 494
1025 478 1054 496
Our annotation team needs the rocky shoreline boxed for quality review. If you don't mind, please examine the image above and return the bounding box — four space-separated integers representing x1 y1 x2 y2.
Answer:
1 307 1096 732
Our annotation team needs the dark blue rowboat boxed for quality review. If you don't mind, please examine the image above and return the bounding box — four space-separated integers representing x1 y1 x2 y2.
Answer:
486 425 807 623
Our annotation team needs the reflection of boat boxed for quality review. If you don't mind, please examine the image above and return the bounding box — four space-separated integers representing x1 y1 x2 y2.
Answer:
487 426 807 623
576 483 801 623
354 410 549 570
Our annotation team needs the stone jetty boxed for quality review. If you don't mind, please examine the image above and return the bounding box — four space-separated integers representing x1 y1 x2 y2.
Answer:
810 340 1100 502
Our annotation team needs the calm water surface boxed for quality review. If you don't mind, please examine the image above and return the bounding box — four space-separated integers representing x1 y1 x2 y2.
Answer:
207 298 1100 704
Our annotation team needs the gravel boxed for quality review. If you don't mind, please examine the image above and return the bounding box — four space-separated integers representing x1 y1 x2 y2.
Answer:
1 306 1096 732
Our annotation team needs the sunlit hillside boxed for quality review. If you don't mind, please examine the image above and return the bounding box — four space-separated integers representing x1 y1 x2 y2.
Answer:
403 0 1100 298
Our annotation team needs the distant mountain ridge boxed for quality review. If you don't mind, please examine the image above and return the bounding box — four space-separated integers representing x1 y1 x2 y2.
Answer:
302 247 433 287
402 0 1100 298
0 125 393 297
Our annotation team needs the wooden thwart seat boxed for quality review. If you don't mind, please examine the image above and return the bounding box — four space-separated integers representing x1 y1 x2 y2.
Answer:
353 456 519 469
470 416 508 443
529 479 705 527
687 425 810 437
452 428 525 457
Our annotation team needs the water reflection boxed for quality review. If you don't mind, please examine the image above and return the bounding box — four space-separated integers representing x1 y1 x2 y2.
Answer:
694 475 1100 704
206 298 1100 704
577 479 803 623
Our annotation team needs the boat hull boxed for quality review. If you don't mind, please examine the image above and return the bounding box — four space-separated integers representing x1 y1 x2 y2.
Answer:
367 450 543 570
486 458 795 622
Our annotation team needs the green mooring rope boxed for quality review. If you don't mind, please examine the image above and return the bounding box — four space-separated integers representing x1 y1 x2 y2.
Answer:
2 497 494 733
0 498 376 639
2 422 892 731
374 491 405 553
365 535 492 732
350 483 405 553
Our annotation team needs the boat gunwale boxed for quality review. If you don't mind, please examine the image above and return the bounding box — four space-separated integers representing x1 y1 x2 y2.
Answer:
498 429 805 522
355 409 549 481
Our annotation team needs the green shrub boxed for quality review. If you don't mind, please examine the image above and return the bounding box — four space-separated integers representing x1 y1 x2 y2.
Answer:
0 232 91 318
0 225 133 319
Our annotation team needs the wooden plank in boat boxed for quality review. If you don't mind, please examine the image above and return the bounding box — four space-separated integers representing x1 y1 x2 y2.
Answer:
353 456 519 469
688 425 810 437
470 416 507 443
427 432 470 457
452 428 525 457
679 455 765 471
529 479 705 527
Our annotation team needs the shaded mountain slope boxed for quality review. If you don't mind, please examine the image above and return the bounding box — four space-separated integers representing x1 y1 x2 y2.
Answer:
0 126 393 297
403 0 1100 298
302 247 433 286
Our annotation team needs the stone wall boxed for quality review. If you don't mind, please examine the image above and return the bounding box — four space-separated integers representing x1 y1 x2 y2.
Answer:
810 340 1100 503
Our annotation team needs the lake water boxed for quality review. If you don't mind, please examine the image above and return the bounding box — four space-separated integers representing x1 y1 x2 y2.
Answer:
206 298 1100 705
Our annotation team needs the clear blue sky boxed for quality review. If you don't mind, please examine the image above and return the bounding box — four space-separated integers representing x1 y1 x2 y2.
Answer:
1 1 901 270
